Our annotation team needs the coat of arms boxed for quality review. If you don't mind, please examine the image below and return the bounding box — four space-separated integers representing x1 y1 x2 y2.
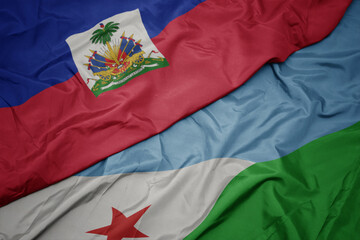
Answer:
66 10 168 96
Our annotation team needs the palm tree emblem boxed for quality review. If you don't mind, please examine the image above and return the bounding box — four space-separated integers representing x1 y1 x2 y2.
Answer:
90 22 120 65
81 20 168 97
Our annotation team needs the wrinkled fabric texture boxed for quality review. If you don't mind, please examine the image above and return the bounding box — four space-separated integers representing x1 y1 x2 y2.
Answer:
0 0 205 107
0 158 254 239
79 0 360 176
0 0 359 238
0 0 352 206
185 121 360 240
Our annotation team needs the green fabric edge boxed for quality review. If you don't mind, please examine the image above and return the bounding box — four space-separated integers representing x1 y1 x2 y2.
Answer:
185 121 360 240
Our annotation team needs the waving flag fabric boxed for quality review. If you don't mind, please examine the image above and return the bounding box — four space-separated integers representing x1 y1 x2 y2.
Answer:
0 0 353 206
1 0 359 238
185 122 360 239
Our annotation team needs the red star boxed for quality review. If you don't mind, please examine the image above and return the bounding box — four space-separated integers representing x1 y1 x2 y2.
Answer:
87 205 151 240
